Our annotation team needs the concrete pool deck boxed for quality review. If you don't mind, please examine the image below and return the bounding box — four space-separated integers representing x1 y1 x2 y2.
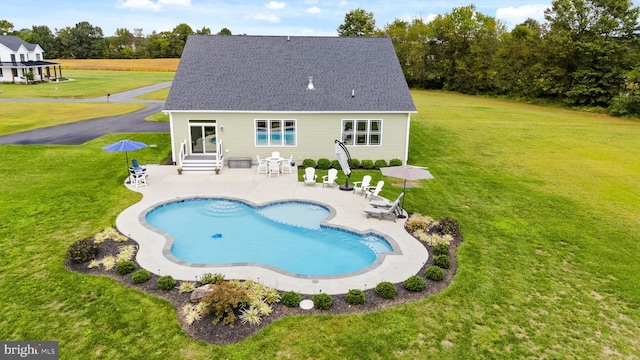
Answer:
116 165 429 294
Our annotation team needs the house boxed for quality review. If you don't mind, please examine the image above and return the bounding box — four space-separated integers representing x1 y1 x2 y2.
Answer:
0 35 62 83
163 35 416 171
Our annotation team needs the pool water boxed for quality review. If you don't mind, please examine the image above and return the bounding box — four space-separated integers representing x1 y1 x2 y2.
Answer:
145 198 393 276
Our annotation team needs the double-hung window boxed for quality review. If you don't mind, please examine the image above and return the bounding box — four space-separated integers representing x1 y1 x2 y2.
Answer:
255 119 296 146
342 119 382 146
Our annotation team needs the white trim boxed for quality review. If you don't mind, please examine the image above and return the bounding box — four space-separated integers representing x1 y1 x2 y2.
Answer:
165 110 416 114
168 112 176 163
404 113 411 165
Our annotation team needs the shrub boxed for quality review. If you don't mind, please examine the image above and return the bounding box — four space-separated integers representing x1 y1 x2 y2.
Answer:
302 158 316 168
426 266 445 281
435 217 461 237
433 254 451 269
389 158 403 166
200 272 225 285
331 159 341 170
101 256 116 270
157 275 177 290
316 158 331 170
201 281 249 328
116 260 136 275
280 291 302 307
179 281 197 293
406 213 436 232
349 158 360 169
374 159 388 169
361 160 374 169
434 244 450 256
421 233 453 247
131 269 151 284
312 293 333 310
403 275 427 292
239 306 262 326
67 238 98 263
345 289 365 305
375 281 397 299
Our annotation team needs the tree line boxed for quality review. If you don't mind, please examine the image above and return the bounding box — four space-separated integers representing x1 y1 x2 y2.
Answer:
2 0 640 116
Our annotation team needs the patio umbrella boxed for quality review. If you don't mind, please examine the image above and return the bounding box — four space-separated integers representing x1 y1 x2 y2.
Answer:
103 139 148 182
379 165 434 218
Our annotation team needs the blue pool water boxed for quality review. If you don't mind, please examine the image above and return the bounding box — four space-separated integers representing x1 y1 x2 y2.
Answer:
145 198 393 276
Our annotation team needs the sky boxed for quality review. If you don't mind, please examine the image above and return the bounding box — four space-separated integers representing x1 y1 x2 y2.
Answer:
4 0 567 37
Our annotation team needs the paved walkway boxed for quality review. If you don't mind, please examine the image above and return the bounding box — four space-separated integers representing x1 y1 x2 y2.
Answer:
117 165 429 294
0 82 172 145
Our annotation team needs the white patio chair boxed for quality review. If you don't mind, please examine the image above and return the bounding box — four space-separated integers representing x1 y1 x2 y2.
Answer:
256 155 268 174
352 175 372 195
271 151 280 159
365 180 384 199
303 167 317 185
268 160 280 178
281 155 293 174
129 169 147 188
322 168 338 187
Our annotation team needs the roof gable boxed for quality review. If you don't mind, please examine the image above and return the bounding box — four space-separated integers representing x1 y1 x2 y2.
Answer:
0 35 33 52
165 35 416 113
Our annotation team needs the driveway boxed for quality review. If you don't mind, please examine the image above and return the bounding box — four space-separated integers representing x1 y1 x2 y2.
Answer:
0 82 172 145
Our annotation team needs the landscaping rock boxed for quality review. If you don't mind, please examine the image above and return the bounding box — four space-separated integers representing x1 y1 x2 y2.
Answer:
190 284 215 303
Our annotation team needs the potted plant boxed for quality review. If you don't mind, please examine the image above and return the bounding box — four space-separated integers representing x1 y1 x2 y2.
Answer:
177 167 183 175
214 166 220 174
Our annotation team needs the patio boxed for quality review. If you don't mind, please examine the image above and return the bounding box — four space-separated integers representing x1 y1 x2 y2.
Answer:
116 165 429 294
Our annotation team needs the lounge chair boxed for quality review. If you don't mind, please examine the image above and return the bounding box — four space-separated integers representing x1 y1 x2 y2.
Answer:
256 155 268 174
131 159 146 170
352 175 372 195
303 167 317 185
363 196 401 222
322 168 338 187
365 180 384 199
369 192 404 209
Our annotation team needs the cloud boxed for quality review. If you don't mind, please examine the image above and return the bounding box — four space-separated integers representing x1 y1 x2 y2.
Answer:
496 4 549 27
305 6 321 14
253 13 281 23
265 1 286 10
119 0 191 12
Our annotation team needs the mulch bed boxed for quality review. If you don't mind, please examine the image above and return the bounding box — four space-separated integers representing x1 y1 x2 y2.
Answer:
66 226 461 345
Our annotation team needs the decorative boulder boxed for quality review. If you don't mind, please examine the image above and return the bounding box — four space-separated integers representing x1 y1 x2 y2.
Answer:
190 284 215 303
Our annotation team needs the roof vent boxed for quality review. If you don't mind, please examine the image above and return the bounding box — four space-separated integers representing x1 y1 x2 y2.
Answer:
307 76 315 90
351 89 355 97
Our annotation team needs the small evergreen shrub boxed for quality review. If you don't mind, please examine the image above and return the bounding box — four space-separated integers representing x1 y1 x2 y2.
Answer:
179 281 197 293
374 159 388 169
426 266 445 281
116 260 136 275
331 160 341 169
434 244 450 256
281 291 302 307
435 217 461 237
200 272 225 285
345 289 365 305
67 238 99 263
131 269 151 284
157 275 177 290
349 158 360 169
312 293 333 310
375 281 397 299
403 275 427 292
361 160 374 169
433 254 451 269
302 158 316 168
389 158 403 166
316 158 331 170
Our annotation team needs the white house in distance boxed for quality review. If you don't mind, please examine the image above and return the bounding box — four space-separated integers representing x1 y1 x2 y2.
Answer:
0 35 62 83
163 35 416 172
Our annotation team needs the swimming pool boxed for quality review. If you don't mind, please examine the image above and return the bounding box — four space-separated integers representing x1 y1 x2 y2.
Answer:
144 198 394 276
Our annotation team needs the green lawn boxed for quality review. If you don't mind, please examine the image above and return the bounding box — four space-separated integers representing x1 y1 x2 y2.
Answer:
0 90 638 358
0 70 174 99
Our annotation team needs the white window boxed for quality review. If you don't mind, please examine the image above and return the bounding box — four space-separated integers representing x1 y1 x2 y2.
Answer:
342 119 382 146
255 119 296 146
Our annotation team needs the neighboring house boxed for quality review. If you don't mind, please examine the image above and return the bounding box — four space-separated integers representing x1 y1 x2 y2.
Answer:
164 35 416 171
0 35 62 83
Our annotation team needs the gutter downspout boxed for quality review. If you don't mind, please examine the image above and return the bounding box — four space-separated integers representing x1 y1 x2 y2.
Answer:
404 112 411 165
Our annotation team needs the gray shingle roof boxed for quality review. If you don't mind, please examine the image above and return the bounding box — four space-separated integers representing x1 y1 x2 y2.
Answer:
0 35 38 52
164 35 416 112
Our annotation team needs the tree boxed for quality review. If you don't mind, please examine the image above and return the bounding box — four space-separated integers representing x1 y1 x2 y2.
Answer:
171 23 194 57
337 8 376 37
543 0 640 106
17 25 60 58
56 21 107 58
0 19 14 35
196 26 211 35
217 28 232 35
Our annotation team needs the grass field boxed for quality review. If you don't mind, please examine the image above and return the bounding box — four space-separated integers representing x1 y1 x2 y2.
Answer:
55 58 180 72
0 85 638 358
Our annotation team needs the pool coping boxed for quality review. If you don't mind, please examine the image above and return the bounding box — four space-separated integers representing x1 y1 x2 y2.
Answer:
116 165 429 294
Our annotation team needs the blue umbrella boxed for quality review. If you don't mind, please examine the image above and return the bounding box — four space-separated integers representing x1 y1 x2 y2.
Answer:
103 139 148 182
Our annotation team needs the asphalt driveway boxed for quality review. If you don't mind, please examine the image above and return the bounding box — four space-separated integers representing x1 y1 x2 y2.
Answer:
0 82 172 145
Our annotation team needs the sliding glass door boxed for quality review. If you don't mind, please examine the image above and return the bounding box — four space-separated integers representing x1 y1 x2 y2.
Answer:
190 123 217 154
